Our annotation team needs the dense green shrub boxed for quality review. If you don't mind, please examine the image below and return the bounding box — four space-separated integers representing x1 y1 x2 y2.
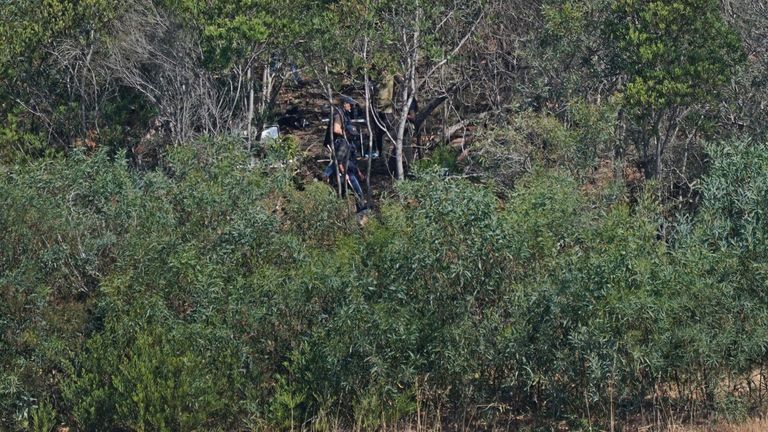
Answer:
62 299 243 431
3 138 768 430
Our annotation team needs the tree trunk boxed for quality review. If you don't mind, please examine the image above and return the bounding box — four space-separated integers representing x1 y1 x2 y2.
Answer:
363 38 373 201
258 63 273 135
325 83 342 198
395 7 421 181
247 67 254 153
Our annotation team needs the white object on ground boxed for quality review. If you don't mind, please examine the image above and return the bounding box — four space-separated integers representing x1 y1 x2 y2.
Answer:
260 126 279 142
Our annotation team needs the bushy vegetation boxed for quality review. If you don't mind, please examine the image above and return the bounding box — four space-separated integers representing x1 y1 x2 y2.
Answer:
2 0 767 430
2 138 768 430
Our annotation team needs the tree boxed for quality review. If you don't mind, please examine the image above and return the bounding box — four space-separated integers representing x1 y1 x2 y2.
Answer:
0 0 312 159
719 0 768 141
606 0 742 178
0 0 121 158
324 0 482 180
167 0 311 143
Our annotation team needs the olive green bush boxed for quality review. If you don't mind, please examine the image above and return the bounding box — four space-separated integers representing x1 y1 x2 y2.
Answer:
62 299 243 431
2 138 768 430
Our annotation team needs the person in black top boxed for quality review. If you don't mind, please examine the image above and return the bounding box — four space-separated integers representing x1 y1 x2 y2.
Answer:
324 95 361 148
323 96 367 211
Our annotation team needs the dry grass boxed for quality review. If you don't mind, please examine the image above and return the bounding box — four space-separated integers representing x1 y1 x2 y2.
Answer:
669 418 768 432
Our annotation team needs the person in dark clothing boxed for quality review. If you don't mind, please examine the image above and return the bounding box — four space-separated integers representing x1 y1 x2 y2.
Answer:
324 95 362 150
323 137 366 211
323 96 367 212
373 97 420 165
337 139 365 202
